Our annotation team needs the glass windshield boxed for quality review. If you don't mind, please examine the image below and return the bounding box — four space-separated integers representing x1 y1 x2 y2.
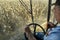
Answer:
0 0 56 40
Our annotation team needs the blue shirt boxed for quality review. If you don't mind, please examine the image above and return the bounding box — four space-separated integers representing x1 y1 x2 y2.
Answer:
44 26 60 40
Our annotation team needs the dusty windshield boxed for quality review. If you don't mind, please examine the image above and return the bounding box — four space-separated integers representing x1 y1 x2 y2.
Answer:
0 0 56 40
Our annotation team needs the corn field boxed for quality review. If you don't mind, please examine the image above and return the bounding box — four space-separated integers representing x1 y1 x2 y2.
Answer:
0 0 54 40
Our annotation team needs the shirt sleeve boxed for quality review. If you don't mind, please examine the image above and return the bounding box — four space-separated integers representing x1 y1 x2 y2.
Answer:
46 29 60 40
46 33 60 40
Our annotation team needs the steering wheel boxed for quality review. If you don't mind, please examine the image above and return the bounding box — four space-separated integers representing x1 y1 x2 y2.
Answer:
24 23 46 40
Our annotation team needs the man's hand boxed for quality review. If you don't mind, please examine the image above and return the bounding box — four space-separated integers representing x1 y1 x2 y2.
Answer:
47 22 55 28
25 27 31 34
25 26 36 40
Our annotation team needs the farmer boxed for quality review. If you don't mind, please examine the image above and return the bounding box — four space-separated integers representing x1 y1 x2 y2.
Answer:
25 0 60 40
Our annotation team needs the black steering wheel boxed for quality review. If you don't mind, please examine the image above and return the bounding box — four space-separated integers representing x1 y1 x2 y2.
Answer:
24 23 46 40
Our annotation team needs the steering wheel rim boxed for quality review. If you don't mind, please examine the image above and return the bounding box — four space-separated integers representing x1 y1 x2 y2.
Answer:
26 23 46 35
24 23 46 40
27 23 46 34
